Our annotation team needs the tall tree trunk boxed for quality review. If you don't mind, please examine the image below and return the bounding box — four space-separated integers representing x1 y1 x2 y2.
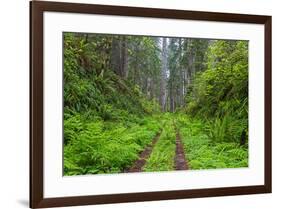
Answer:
146 77 152 98
169 82 174 112
188 47 195 85
121 37 128 78
110 37 128 78
160 38 168 112
178 38 185 107
150 79 154 100
111 37 122 76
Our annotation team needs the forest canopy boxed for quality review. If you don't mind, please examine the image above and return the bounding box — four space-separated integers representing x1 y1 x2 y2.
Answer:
63 32 248 175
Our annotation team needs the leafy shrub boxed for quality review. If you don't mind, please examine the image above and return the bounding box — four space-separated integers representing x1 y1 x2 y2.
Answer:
144 120 176 172
178 117 248 170
64 115 161 175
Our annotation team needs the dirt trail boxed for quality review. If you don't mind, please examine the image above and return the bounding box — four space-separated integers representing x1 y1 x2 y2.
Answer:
125 131 162 172
174 126 188 170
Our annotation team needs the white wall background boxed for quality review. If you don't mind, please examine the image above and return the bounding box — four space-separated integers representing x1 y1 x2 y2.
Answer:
0 0 279 209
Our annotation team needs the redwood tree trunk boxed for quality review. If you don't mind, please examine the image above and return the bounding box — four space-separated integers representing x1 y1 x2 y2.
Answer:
160 38 168 112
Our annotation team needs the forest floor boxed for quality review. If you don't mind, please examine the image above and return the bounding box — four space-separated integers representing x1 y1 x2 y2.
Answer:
125 131 162 172
123 114 248 173
126 116 189 172
64 113 248 175
174 125 188 170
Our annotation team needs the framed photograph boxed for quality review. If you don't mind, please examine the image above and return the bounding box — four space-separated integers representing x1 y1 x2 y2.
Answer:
30 1 272 208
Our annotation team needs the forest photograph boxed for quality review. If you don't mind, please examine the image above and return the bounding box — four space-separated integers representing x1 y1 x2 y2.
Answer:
63 32 249 176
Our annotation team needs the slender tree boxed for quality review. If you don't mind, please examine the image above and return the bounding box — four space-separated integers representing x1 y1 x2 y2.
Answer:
160 38 168 111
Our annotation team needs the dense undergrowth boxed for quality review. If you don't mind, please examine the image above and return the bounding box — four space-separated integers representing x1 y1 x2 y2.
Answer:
63 33 249 175
176 115 248 169
63 33 162 175
185 40 248 146
144 115 176 172
64 114 161 175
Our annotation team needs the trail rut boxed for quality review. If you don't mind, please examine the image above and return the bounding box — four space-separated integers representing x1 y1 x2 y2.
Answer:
174 127 188 170
125 131 162 172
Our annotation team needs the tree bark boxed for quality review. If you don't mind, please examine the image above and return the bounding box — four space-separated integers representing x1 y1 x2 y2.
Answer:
121 37 128 78
111 37 122 76
160 38 168 112
110 37 128 78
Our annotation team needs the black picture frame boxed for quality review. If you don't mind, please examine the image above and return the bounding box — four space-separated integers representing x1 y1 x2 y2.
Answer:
30 1 272 208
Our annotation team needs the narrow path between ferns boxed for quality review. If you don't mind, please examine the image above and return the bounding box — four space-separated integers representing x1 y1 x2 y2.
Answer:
125 117 189 173
126 130 162 172
174 125 188 170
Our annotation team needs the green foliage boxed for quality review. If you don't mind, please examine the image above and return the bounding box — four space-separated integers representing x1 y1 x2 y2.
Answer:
63 113 84 145
64 116 161 175
177 116 248 169
205 114 247 143
64 33 161 118
144 118 176 172
63 33 164 175
185 40 248 144
128 36 161 90
181 39 209 72
186 40 248 115
63 33 249 175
